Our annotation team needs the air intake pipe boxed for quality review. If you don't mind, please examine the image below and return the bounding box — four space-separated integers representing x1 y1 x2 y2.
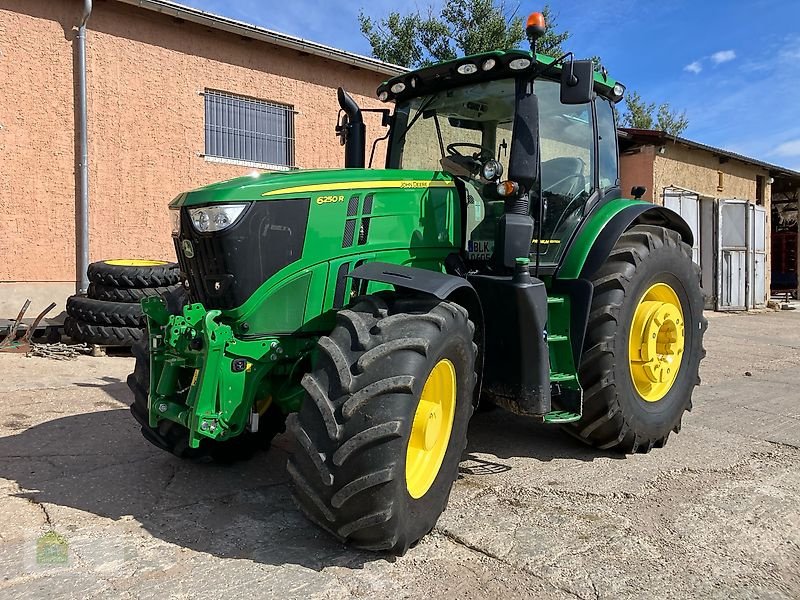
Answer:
336 87 366 168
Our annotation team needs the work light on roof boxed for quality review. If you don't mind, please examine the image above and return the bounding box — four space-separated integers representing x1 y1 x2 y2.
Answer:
457 63 478 75
509 57 532 70
390 82 406 94
481 58 496 71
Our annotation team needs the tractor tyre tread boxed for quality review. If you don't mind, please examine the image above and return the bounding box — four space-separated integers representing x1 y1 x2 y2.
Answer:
563 225 707 453
87 283 181 303
87 260 179 288
67 296 145 327
64 316 144 346
287 292 476 555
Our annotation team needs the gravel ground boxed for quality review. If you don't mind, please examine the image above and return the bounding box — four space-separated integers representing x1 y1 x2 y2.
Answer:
0 309 798 599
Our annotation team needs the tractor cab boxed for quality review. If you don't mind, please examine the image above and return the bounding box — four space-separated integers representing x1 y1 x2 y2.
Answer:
378 50 623 272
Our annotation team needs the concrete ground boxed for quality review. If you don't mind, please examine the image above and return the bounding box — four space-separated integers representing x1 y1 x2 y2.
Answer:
1 310 798 599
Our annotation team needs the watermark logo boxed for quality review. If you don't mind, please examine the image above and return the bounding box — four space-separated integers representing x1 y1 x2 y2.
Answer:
36 531 68 566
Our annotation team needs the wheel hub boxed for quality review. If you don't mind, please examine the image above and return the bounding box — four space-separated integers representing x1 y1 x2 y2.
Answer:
629 283 685 402
406 359 456 499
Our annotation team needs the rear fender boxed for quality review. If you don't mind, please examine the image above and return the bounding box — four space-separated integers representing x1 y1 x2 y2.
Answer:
557 200 693 281
554 200 693 365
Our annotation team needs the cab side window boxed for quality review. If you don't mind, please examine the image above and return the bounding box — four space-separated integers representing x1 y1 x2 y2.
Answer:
596 98 619 193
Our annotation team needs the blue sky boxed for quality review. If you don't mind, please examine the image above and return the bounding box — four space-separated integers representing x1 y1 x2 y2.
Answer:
187 0 800 170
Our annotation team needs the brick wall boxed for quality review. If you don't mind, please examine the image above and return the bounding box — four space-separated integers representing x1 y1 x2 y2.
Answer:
0 0 389 286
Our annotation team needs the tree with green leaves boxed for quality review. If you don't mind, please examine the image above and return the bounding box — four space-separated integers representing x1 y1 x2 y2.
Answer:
619 90 689 136
360 1 688 134
359 2 569 69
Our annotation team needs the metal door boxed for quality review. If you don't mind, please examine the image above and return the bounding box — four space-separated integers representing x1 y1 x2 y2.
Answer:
750 204 767 307
663 188 700 264
717 199 747 310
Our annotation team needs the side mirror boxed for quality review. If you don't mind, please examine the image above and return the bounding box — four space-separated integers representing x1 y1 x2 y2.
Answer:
631 186 647 200
560 59 593 105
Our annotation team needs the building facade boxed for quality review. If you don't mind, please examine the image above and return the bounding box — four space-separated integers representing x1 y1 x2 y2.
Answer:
619 128 800 309
0 0 400 314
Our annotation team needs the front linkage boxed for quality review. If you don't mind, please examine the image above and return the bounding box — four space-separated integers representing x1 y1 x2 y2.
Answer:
141 296 311 449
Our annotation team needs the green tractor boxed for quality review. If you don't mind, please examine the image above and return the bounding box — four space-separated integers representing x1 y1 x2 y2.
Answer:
127 13 705 554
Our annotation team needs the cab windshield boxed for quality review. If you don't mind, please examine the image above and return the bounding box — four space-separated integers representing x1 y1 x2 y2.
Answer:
387 77 598 266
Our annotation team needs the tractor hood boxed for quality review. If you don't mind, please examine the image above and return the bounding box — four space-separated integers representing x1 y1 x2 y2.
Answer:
171 169 456 207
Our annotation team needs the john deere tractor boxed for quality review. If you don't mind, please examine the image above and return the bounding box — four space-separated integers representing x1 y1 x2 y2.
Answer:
127 12 705 554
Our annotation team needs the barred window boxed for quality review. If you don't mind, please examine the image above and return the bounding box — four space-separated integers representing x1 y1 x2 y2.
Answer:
204 90 295 168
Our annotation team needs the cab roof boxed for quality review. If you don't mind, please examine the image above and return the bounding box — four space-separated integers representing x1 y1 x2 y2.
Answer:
377 49 624 105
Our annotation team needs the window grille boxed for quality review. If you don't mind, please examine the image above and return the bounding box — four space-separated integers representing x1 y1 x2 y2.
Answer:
204 90 295 168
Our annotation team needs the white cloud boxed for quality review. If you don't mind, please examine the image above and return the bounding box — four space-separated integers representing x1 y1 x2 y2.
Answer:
711 50 736 64
773 139 800 157
684 61 702 74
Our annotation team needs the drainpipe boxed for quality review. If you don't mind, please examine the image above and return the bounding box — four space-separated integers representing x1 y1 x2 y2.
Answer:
76 0 92 294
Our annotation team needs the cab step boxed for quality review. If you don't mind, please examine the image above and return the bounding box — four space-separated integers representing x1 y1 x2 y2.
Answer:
546 334 568 342
550 372 577 383
543 410 582 424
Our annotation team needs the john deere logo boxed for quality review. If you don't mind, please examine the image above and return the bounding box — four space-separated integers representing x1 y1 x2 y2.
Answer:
36 531 68 565
181 239 194 259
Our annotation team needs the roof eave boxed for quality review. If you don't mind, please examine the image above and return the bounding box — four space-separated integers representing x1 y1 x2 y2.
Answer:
113 0 407 77
620 128 800 180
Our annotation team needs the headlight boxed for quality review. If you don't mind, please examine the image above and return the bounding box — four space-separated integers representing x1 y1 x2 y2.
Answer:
170 208 181 236
188 204 247 233
481 160 503 181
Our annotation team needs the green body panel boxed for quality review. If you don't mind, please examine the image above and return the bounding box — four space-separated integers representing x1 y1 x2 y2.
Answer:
149 168 463 447
557 198 651 279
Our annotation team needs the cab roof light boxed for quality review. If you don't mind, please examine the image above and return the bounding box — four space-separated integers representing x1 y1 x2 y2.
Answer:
526 12 546 44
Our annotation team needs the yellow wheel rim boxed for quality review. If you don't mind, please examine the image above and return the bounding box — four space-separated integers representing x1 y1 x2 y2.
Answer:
104 259 170 267
628 282 685 402
405 359 456 499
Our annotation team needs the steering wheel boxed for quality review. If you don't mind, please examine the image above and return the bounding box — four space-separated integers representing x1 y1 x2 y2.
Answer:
446 142 494 162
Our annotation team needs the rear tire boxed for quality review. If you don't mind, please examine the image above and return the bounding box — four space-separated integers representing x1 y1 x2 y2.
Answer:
287 293 477 554
564 225 707 453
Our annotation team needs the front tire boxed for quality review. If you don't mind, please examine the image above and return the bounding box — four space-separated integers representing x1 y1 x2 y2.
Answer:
565 225 707 452
287 293 477 554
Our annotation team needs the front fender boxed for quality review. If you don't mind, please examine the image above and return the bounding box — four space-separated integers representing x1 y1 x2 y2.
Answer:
557 200 693 280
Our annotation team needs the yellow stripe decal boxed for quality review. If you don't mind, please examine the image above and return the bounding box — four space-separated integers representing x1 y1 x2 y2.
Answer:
261 180 454 196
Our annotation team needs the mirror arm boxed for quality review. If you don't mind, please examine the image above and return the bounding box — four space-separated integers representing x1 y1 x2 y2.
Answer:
533 51 574 81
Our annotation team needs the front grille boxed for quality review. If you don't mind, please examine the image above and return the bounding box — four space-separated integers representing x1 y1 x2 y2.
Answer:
176 199 309 310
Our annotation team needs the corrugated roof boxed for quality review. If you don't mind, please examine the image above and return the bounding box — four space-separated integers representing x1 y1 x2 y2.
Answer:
113 0 407 76
620 128 800 179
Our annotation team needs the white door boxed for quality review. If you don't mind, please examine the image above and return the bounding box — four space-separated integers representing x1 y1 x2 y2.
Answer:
750 204 767 307
663 188 700 265
717 199 747 311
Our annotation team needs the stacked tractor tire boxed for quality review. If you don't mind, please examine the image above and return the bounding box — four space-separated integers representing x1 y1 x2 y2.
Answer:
65 260 181 347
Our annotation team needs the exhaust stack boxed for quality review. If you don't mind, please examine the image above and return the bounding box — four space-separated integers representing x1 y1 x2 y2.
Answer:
336 87 366 168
